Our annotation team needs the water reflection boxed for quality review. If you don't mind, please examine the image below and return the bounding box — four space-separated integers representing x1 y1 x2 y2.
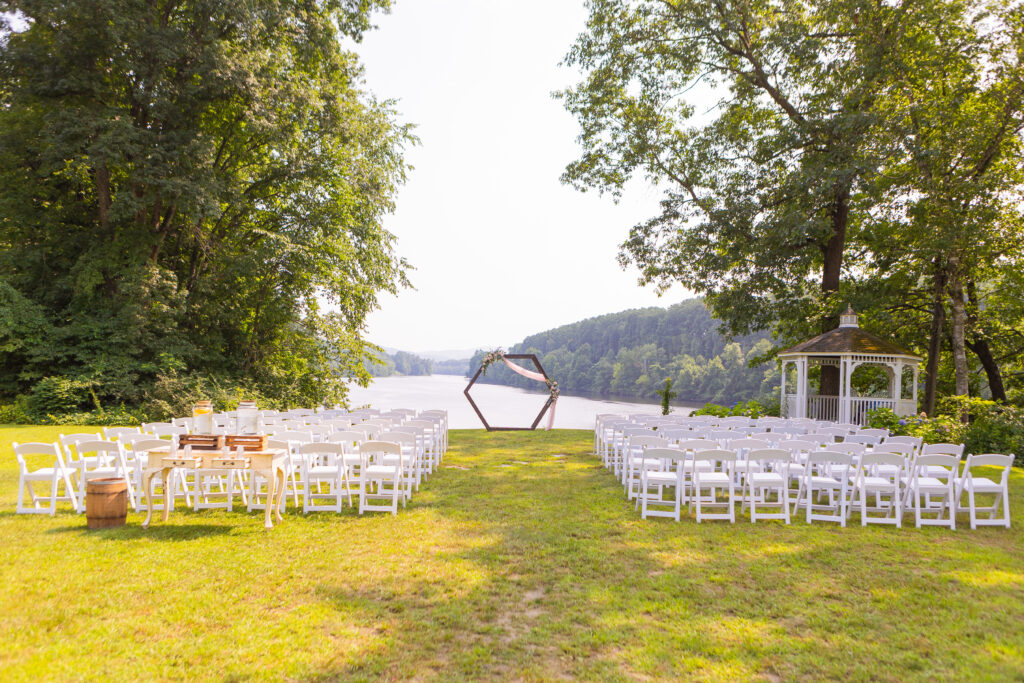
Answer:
346 375 695 429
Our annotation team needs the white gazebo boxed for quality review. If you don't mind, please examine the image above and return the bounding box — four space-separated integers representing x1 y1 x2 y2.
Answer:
778 307 922 425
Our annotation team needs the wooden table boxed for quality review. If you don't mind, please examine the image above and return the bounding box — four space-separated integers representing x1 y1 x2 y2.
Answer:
141 448 288 529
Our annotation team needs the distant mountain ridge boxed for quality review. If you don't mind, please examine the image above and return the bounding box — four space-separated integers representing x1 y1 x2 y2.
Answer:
468 299 779 405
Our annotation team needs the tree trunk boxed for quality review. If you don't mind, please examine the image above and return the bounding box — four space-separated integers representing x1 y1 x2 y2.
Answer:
818 184 850 398
965 281 1007 402
947 257 970 403
923 262 947 415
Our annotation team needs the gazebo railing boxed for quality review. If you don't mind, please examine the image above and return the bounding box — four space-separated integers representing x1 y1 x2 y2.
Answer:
786 395 902 424
849 397 895 425
807 395 840 422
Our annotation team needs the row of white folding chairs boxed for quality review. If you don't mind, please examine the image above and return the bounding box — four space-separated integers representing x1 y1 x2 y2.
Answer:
620 434 957 488
13 410 448 516
595 415 893 469
602 413 863 434
625 441 1012 529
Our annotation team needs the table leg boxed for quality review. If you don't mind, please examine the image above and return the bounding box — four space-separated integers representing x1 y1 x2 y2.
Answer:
274 466 286 522
142 469 157 529
161 467 173 522
262 467 274 529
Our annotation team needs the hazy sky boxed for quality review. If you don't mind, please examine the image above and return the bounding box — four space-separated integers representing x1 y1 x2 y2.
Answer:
355 1 691 354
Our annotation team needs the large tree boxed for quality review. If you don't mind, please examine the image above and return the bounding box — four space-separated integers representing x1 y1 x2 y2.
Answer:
863 0 1024 409
561 0 908 358
0 0 411 410
562 0 1024 406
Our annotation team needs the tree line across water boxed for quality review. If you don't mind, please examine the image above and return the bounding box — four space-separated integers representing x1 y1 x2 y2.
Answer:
468 300 779 406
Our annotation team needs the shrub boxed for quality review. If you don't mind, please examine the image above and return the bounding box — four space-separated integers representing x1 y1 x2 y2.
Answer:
0 400 31 424
869 400 1023 467
141 369 283 421
24 376 96 419
692 398 778 418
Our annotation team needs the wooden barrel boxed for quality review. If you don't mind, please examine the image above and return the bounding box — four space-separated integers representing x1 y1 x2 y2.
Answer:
85 478 128 529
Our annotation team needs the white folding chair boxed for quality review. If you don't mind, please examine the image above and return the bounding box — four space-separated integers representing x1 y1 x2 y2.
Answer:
883 435 923 455
959 454 1013 529
741 449 791 524
637 448 687 521
380 431 421 496
127 437 181 512
75 439 137 511
14 441 79 514
689 449 737 523
103 426 142 441
796 451 852 526
298 442 350 513
854 452 905 527
358 441 403 515
906 454 959 529
625 435 669 502
844 433 881 446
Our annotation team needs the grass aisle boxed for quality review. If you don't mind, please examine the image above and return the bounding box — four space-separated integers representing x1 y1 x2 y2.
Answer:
1 426 1022 681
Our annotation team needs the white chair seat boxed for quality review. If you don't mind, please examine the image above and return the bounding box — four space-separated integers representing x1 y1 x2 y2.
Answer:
698 472 730 485
645 471 680 485
859 476 896 488
23 467 60 480
965 477 1001 492
748 472 784 486
904 476 945 489
810 476 843 487
365 465 399 477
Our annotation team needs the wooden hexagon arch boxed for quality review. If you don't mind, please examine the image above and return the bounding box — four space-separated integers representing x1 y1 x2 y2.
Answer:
464 354 554 431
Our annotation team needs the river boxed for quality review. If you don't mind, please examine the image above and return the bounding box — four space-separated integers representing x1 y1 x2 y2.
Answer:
346 374 697 429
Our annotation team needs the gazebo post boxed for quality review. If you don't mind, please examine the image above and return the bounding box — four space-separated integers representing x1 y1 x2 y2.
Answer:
839 357 846 423
893 360 903 408
780 360 788 417
797 358 807 418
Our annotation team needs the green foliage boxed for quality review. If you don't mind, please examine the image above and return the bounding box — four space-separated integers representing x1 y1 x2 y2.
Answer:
24 377 97 420
657 378 677 416
33 406 144 427
561 0 1024 408
0 401 30 424
868 401 1024 466
939 397 1024 466
469 300 779 405
0 1 409 412
692 399 778 419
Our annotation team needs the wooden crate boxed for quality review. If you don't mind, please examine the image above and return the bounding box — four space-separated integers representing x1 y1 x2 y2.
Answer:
179 434 224 451
224 435 269 452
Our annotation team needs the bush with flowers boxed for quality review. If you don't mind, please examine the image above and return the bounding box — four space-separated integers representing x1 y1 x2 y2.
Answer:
868 398 1023 467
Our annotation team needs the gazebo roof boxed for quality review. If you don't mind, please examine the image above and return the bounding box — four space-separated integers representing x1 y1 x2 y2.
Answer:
779 307 922 359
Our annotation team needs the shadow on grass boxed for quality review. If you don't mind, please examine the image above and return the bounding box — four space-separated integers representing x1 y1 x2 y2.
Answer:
289 432 1024 681
46 521 235 541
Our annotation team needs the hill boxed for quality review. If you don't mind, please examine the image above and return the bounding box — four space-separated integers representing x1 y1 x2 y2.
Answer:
468 299 779 405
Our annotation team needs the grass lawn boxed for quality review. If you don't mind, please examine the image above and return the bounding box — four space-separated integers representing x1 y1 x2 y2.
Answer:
1 425 1022 681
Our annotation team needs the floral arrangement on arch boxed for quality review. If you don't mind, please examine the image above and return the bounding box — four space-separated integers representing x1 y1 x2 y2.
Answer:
480 348 506 374
480 348 559 404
